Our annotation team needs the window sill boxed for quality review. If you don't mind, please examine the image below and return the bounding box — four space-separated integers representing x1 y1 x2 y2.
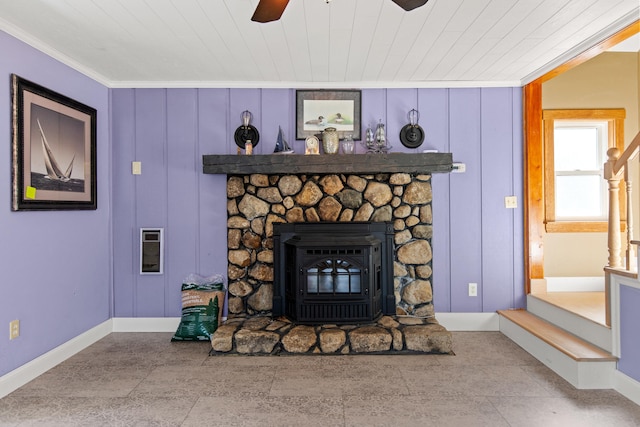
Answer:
545 221 626 233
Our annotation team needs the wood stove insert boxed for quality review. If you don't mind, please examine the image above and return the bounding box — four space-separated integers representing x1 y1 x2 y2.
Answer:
273 222 394 324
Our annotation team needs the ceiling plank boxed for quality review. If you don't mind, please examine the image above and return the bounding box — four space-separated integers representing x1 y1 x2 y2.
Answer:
0 0 636 85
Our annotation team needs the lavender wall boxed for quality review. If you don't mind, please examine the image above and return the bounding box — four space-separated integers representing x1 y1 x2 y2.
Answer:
0 31 111 376
619 284 640 381
111 87 525 318
111 89 228 317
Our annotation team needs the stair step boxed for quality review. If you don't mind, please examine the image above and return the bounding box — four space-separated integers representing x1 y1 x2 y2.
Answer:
527 294 611 353
497 309 616 362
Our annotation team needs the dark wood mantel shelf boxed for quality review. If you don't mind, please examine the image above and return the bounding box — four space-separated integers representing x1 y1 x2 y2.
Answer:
202 152 453 175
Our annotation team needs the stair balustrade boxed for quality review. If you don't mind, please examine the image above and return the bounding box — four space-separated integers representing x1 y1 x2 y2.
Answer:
604 131 640 272
604 131 640 327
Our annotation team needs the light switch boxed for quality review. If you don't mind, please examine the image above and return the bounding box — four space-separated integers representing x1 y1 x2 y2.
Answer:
132 161 142 175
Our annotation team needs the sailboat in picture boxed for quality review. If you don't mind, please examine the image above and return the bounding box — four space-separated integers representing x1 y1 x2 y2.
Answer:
273 126 294 154
37 118 75 182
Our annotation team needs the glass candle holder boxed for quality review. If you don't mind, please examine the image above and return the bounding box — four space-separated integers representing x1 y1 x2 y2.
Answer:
322 127 339 154
341 134 355 154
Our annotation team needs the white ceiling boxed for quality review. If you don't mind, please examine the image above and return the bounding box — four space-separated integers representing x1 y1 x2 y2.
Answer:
0 0 638 88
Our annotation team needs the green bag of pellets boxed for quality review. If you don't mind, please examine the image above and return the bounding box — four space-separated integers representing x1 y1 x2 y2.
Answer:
172 274 226 341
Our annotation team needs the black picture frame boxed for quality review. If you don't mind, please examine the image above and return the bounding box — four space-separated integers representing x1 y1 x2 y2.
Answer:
296 89 361 140
11 74 97 211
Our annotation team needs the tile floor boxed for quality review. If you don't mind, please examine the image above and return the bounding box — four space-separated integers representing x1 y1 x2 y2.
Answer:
1 331 639 426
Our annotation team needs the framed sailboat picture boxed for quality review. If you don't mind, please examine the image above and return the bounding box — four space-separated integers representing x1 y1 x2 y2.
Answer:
11 74 97 210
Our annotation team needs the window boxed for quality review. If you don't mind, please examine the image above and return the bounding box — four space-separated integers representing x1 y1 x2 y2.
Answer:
543 109 625 232
554 122 607 219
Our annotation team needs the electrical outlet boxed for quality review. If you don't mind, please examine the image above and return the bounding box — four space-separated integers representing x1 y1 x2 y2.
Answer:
9 320 19 340
452 162 466 173
132 161 142 175
468 283 478 297
504 196 517 209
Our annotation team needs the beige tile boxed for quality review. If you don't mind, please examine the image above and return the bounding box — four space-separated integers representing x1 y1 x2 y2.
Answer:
269 362 409 397
9 364 151 398
399 364 553 397
203 354 323 369
0 396 193 426
129 364 276 398
65 332 211 367
182 396 344 427
490 396 640 426
343 395 510 427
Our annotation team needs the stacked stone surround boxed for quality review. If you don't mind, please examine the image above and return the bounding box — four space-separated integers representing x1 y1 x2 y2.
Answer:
218 171 451 354
226 172 435 317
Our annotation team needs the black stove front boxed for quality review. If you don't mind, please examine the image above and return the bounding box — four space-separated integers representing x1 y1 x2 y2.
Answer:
273 222 394 324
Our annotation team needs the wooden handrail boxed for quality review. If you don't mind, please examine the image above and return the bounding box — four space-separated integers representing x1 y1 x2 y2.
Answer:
614 130 640 175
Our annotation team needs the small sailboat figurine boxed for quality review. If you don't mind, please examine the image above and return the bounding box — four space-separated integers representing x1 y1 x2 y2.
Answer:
273 126 294 154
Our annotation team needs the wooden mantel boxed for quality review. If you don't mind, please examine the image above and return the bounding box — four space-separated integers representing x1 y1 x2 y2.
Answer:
202 152 453 175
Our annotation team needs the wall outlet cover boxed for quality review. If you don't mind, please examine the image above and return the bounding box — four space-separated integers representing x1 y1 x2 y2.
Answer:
468 283 478 297
504 196 517 208
9 320 19 340
132 161 142 175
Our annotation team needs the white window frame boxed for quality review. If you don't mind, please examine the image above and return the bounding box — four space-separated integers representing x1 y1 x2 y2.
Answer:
552 121 608 221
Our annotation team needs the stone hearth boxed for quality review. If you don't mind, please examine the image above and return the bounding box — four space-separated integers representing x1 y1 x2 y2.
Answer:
211 315 452 355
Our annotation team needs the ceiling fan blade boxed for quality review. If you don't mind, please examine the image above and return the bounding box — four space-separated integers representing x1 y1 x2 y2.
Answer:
391 0 429 11
251 0 290 23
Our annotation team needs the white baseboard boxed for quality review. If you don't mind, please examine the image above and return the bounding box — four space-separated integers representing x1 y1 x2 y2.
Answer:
0 319 112 399
113 315 498 332
112 317 180 332
436 312 499 331
613 370 640 405
546 276 605 292
112 315 498 332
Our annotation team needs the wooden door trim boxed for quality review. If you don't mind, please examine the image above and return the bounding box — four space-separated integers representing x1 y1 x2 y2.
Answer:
523 20 639 293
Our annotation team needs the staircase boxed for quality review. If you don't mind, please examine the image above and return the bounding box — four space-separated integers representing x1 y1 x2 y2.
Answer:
502 131 640 390
498 293 617 389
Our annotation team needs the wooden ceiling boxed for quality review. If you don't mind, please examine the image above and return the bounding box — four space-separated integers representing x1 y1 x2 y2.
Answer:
0 0 638 87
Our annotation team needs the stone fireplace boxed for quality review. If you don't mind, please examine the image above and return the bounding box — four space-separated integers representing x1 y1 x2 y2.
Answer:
226 172 437 319
203 152 454 354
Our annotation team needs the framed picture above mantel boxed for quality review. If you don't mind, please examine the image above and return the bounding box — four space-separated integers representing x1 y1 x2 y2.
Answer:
11 74 97 211
296 89 361 141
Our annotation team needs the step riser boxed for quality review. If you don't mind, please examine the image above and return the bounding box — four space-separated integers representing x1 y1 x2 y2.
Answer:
527 295 612 352
499 316 615 389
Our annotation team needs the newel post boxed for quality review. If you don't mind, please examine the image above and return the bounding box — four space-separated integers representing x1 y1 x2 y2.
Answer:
604 148 622 268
